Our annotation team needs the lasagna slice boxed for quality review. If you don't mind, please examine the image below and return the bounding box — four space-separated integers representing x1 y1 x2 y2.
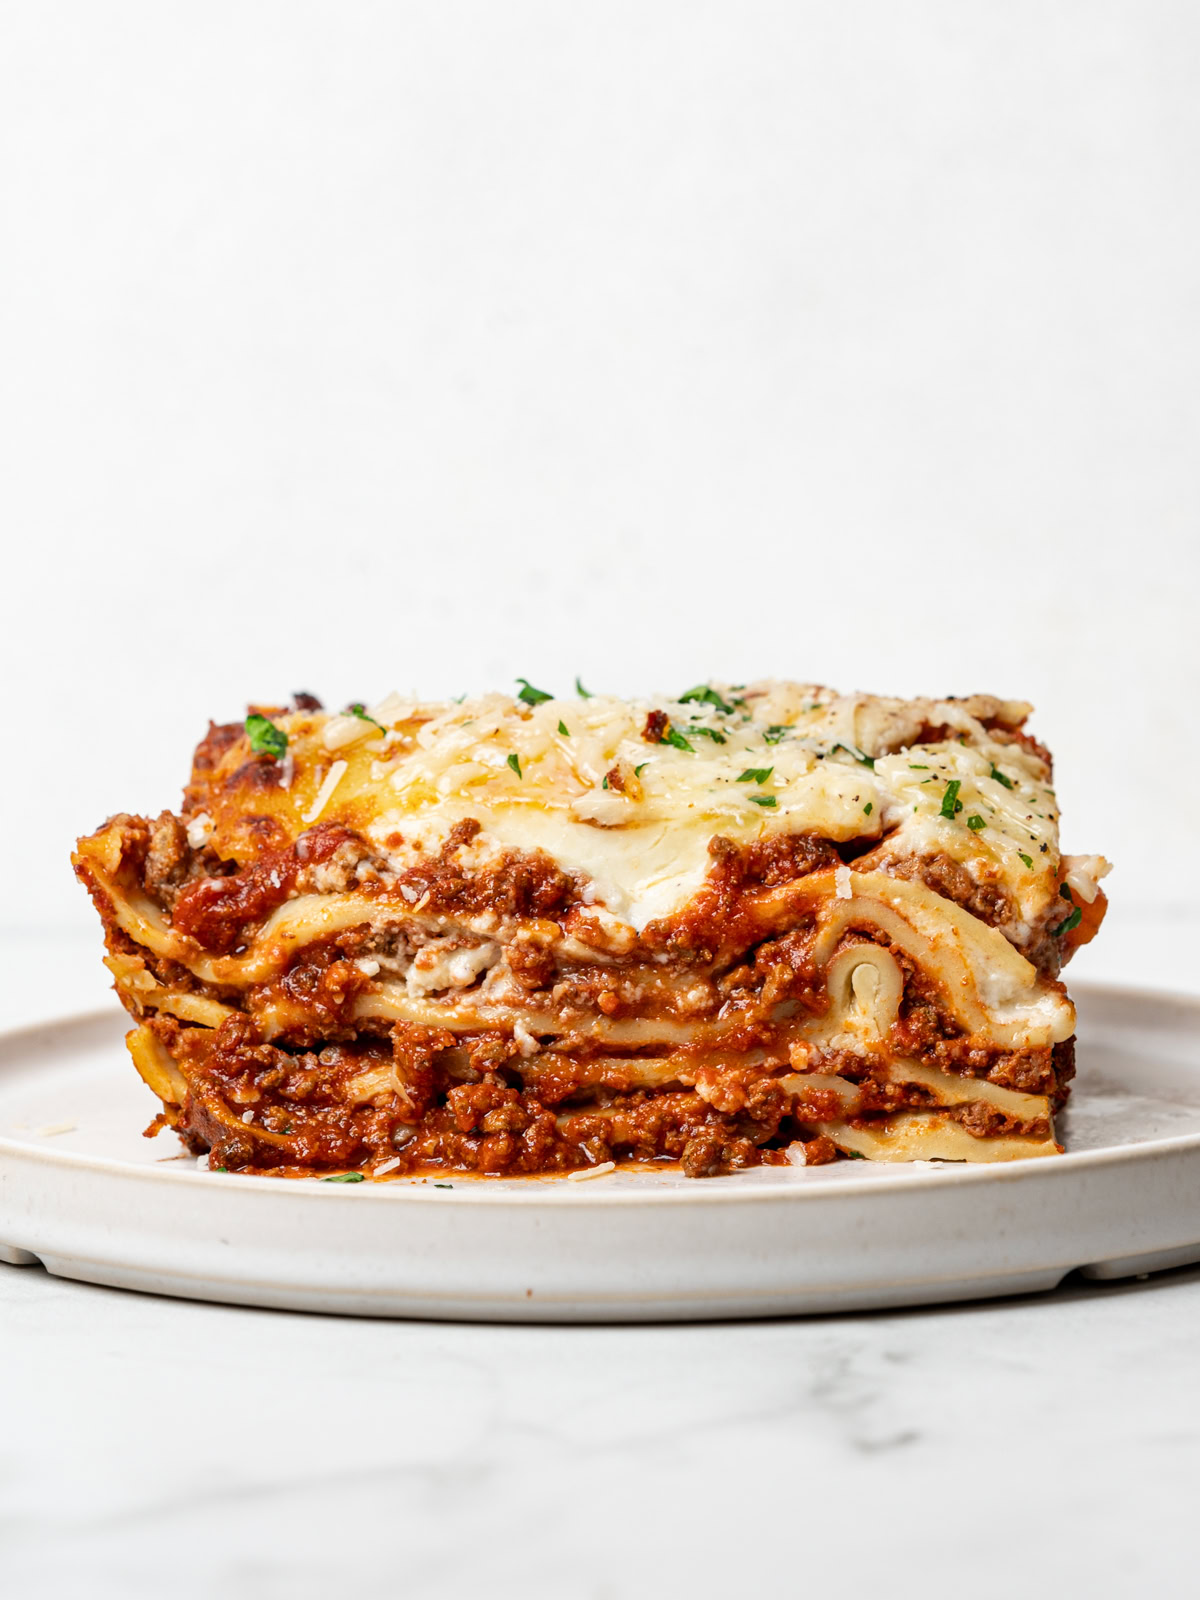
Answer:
73 682 1109 1179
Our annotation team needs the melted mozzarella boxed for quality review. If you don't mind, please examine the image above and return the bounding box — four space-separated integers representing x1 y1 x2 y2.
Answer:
203 681 1091 935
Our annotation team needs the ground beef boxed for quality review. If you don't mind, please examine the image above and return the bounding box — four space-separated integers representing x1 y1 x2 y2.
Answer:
149 1012 816 1179
506 938 558 992
142 812 191 909
889 982 1066 1100
885 851 1011 927
1050 1037 1076 1109
643 832 834 962
753 928 826 1011
945 1101 1053 1140
394 819 580 922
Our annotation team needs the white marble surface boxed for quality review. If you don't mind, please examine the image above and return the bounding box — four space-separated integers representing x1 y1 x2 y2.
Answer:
3 1260 1199 1597
2 925 1200 1595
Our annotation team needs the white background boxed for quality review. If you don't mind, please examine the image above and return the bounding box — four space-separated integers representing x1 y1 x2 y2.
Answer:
3 15 1200 1598
2 2 1198 1003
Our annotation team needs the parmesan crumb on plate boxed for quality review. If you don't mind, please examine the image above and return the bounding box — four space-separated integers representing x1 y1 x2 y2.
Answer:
567 1161 617 1182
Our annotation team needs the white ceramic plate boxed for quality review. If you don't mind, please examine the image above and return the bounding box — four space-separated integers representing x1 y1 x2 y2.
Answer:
1 981 1199 1322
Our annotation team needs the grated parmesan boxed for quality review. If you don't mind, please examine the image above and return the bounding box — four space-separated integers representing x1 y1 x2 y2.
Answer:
513 1019 541 1058
323 714 372 753
301 759 348 825
186 812 214 850
1062 853 1113 906
567 1160 617 1181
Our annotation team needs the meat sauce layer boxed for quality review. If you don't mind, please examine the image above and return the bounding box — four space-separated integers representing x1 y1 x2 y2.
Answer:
78 809 1076 1178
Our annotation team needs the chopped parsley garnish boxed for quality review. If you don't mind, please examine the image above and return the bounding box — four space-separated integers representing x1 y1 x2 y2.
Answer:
1060 882 1074 901
831 742 875 768
601 774 609 789
322 1172 365 1183
763 725 789 744
1018 852 1034 868
348 702 385 732
863 802 873 816
662 725 695 753
939 779 963 819
990 764 1014 790
634 762 647 777
966 814 986 831
737 767 774 784
679 684 735 716
748 794 777 807
557 720 570 736
909 763 929 770
841 1148 866 1160
516 677 553 706
575 676 592 699
245 712 287 760
690 725 727 743
506 752 522 778
434 1182 453 1189
1053 905 1082 937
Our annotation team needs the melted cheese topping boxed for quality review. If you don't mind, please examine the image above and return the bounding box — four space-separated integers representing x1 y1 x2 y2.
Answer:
201 682 1086 936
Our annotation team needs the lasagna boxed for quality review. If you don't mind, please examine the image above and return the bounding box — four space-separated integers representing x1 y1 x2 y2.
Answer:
73 682 1109 1180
